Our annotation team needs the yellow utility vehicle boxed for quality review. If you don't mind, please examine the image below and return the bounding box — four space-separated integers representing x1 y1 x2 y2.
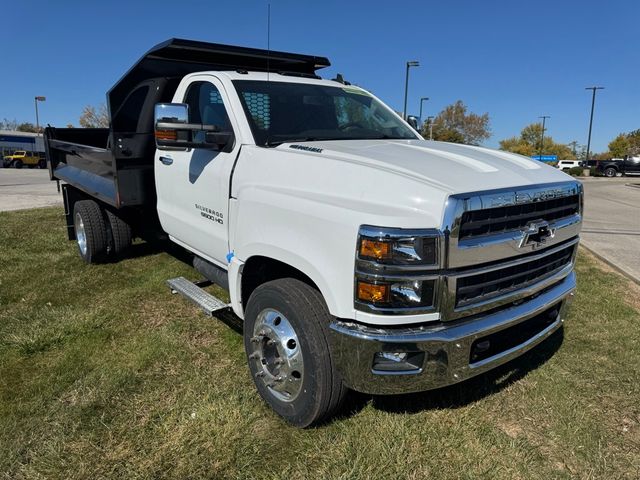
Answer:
2 150 46 169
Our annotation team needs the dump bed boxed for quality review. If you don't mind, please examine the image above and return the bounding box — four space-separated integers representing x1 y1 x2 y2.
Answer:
46 38 330 208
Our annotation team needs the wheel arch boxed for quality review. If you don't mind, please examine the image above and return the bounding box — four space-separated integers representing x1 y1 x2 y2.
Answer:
234 250 337 319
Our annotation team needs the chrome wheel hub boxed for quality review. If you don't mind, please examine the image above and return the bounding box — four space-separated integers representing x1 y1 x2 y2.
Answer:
249 309 303 402
75 212 87 256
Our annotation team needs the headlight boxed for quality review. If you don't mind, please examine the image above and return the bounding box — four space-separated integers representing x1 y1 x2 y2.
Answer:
357 227 438 266
355 226 442 314
356 278 436 309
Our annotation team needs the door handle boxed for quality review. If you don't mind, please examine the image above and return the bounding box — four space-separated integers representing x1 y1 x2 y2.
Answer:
159 156 173 165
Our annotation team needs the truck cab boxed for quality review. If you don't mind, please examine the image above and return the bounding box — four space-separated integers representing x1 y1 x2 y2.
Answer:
45 39 582 427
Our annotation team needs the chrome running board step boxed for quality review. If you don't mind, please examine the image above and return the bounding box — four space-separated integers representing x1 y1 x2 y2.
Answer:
167 276 230 316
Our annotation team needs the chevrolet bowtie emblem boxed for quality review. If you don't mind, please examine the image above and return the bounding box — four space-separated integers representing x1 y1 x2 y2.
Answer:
519 220 555 248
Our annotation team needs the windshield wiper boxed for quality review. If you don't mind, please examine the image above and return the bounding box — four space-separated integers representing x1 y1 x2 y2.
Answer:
264 137 320 148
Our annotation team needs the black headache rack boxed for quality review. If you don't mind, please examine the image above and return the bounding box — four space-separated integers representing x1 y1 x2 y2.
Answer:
46 38 331 209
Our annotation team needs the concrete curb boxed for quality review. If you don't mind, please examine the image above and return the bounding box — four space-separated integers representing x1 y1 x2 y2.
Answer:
579 244 640 286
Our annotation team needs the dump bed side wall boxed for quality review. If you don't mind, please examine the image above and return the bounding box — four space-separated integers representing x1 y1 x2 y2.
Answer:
45 127 122 206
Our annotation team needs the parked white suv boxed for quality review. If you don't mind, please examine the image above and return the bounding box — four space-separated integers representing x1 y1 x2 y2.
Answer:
557 160 583 171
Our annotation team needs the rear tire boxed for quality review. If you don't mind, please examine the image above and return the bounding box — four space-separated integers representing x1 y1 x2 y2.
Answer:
604 167 617 177
105 209 132 258
38 159 46 169
73 200 109 264
244 278 347 427
14 160 23 169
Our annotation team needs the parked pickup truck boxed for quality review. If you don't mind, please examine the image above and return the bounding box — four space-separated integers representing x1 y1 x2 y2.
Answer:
3 150 46 169
45 39 582 427
595 156 640 177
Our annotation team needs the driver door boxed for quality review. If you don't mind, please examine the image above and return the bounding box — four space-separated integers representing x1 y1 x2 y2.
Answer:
155 76 238 267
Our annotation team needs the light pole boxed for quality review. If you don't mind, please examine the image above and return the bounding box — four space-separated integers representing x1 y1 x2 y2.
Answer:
419 97 429 122
402 61 419 120
538 115 550 159
34 96 46 134
426 115 435 140
585 86 604 161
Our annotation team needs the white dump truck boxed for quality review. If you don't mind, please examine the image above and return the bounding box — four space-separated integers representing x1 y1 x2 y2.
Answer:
45 39 582 427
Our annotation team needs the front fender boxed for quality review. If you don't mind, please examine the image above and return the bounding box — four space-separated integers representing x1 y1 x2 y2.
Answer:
233 243 344 319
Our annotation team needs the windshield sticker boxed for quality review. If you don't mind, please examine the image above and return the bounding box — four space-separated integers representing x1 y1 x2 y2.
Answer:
289 145 323 153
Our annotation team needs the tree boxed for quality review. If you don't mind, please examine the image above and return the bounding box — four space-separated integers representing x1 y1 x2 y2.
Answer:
422 100 491 145
0 118 19 130
79 104 109 128
499 123 575 159
607 134 630 158
606 130 640 157
16 122 42 133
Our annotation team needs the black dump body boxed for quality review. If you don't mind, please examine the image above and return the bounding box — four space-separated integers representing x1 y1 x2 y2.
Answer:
45 38 330 209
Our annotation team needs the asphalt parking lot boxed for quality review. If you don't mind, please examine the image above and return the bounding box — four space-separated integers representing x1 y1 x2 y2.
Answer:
0 169 61 212
1 168 638 282
580 177 640 283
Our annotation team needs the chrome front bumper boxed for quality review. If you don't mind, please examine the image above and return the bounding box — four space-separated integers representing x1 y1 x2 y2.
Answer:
329 271 576 395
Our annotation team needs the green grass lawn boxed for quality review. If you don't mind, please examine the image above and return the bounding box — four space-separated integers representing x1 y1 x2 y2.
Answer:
1 207 639 479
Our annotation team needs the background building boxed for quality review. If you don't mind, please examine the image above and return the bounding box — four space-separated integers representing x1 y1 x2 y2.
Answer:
0 130 45 157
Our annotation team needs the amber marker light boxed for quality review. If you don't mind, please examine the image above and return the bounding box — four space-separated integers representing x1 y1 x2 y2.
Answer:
359 238 392 261
357 281 389 304
155 130 177 140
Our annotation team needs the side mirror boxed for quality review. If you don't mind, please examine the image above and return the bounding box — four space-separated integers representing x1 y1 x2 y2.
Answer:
407 115 420 131
154 103 234 151
155 103 189 125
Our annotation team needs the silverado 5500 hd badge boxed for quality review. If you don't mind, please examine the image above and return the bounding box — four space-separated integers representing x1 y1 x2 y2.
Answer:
195 204 223 224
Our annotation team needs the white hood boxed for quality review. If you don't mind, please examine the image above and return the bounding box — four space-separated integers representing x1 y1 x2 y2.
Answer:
287 139 572 194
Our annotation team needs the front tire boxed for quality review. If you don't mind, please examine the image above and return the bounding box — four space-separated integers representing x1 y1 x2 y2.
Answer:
73 200 109 263
244 278 347 427
604 167 617 177
14 160 23 169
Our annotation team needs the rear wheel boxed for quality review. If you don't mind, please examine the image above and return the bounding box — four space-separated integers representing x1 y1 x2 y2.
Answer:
105 209 132 258
14 160 23 169
73 200 109 264
38 159 46 169
244 278 347 427
604 167 617 177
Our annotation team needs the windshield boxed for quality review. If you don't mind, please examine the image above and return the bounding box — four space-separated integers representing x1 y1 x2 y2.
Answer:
233 80 419 146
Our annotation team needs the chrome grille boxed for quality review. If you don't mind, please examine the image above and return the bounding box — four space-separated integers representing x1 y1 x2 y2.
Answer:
456 243 575 308
459 194 580 240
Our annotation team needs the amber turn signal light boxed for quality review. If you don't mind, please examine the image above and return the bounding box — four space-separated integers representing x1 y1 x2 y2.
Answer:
359 238 391 261
357 281 389 304
155 130 177 140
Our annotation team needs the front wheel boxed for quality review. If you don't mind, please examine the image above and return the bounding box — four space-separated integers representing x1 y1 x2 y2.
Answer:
244 278 347 427
14 160 23 169
604 167 617 177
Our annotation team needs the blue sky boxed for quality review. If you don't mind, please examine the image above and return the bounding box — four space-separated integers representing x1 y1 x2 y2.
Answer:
2 0 638 152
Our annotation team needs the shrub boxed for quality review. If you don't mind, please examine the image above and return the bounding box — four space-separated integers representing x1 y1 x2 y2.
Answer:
568 166 584 176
